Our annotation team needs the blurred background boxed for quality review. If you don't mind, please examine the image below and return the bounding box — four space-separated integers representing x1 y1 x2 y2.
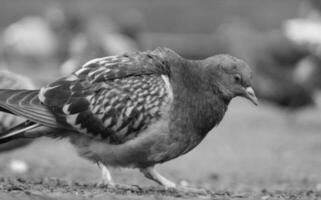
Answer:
0 0 321 194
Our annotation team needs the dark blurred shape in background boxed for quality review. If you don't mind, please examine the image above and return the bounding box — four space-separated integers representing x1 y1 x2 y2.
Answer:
217 19 316 110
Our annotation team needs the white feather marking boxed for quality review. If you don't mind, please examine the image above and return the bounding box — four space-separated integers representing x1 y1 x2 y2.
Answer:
105 105 112 112
64 75 78 81
117 126 128 137
91 105 100 114
104 56 118 62
38 91 45 102
136 105 143 111
97 112 105 121
133 114 143 129
38 85 60 102
102 62 117 67
104 68 111 73
88 67 105 77
104 117 112 127
137 98 144 103
62 104 71 114
66 113 78 126
74 67 88 75
85 95 94 102
161 75 173 101
125 106 134 116
109 97 119 105
82 58 102 68
0 123 40 139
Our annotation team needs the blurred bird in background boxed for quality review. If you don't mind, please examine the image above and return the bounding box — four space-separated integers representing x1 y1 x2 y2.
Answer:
288 0 321 98
0 3 72 83
0 3 145 84
1 16 58 67
60 15 141 76
0 48 257 187
217 17 320 111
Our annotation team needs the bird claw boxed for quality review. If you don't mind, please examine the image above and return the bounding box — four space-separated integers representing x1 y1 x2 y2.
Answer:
160 180 176 189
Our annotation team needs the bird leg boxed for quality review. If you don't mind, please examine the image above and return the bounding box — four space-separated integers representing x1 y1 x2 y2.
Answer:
140 166 176 188
140 167 207 195
97 162 114 186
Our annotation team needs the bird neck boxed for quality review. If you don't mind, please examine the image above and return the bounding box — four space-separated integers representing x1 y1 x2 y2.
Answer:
169 61 229 138
192 92 229 137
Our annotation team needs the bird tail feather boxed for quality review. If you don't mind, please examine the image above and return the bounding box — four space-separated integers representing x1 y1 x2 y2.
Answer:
0 121 40 144
0 89 58 128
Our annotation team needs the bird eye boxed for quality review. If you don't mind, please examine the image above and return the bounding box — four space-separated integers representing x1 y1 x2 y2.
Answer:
233 74 241 83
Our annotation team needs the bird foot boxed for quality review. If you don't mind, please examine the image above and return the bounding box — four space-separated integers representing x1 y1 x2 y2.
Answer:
140 166 176 188
96 162 115 188
159 178 176 189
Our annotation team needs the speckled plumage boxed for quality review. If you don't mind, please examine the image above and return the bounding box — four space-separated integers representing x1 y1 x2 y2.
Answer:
0 47 257 187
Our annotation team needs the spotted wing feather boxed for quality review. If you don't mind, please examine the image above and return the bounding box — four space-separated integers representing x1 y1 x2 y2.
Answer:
39 48 172 143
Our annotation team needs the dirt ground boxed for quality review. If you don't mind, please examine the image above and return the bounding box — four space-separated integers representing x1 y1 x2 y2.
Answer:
0 100 321 200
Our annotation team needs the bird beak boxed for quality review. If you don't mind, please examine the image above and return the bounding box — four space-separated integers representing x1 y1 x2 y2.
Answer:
243 87 258 105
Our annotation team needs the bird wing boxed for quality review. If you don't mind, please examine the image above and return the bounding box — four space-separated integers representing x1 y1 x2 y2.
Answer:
38 48 173 143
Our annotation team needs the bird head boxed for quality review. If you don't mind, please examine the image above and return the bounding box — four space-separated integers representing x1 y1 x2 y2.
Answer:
201 54 258 105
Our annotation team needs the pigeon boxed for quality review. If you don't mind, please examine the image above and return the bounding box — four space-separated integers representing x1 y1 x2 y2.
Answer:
0 69 35 152
0 47 257 187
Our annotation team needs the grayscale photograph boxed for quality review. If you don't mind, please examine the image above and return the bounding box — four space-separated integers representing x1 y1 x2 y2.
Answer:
0 0 320 199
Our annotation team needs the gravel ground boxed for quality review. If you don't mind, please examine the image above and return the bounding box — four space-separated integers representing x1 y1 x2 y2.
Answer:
1 178 321 200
